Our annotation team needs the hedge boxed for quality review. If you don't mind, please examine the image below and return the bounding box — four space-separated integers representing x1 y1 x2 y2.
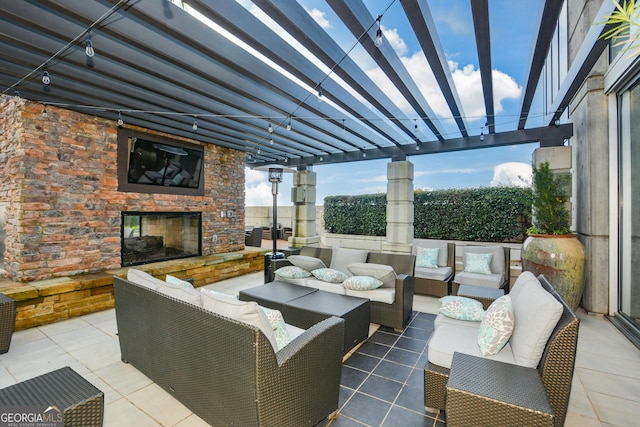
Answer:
324 187 532 243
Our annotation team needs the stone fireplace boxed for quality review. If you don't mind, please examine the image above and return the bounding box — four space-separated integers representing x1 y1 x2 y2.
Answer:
122 212 201 266
0 97 246 282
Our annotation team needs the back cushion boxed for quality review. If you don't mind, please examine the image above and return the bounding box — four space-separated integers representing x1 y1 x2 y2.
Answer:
510 279 564 368
330 247 368 276
464 246 505 275
413 240 448 267
348 263 397 288
127 269 166 290
288 255 326 272
508 271 539 304
201 292 278 350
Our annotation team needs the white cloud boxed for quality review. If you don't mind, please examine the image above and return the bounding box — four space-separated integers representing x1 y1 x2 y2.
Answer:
245 168 272 206
491 162 532 187
383 26 408 56
415 168 479 177
306 8 331 29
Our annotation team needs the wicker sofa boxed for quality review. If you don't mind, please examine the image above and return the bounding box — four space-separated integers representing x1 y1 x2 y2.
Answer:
273 246 415 331
113 274 345 427
424 272 579 427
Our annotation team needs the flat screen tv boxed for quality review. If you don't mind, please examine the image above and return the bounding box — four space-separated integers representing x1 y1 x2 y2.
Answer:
118 129 205 196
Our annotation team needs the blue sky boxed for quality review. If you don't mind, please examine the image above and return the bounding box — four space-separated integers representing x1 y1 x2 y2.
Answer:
245 0 542 206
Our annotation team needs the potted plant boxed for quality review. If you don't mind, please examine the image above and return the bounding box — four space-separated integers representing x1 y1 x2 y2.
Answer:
521 161 585 311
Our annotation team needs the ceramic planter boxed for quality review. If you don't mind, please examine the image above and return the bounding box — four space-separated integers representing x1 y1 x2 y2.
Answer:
521 234 585 311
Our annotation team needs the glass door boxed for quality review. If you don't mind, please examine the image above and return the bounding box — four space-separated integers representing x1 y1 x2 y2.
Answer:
618 75 640 344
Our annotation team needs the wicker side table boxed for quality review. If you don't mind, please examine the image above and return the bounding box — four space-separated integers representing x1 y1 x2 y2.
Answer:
446 352 554 427
0 366 104 426
0 293 16 354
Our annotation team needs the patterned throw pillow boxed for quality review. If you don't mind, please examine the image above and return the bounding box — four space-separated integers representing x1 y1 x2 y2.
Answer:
342 275 383 291
477 295 514 356
261 307 290 350
165 274 194 289
275 266 312 280
439 296 485 321
311 268 348 283
416 247 439 268
465 253 493 275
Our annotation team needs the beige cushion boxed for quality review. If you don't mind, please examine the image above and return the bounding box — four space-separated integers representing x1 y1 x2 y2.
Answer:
510 279 563 368
330 247 368 276
347 262 396 288
157 283 202 307
288 255 325 272
413 239 448 267
427 323 516 369
127 269 166 290
415 266 452 281
434 312 481 329
344 287 395 304
165 274 194 289
508 271 538 305
305 279 346 295
201 292 278 350
454 271 504 289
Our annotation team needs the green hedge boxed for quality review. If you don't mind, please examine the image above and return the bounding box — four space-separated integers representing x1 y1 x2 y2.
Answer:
324 187 532 243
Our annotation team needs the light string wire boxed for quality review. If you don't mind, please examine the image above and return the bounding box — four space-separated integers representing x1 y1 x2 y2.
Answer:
1 0 131 95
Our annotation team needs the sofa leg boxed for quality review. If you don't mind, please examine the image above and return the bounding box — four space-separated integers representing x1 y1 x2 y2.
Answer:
425 406 440 415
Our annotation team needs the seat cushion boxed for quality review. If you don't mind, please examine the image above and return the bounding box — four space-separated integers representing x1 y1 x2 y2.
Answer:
344 286 395 304
434 312 481 329
454 271 504 289
305 279 346 295
415 266 453 281
329 247 368 276
427 323 516 369
510 278 563 368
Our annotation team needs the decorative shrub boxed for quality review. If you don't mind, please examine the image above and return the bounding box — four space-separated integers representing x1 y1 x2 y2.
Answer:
323 187 532 243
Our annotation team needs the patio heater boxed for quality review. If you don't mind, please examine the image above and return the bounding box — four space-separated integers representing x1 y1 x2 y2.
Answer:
254 164 295 282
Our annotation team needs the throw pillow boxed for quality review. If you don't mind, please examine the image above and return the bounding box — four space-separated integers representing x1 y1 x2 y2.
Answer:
275 266 312 280
347 263 396 288
288 255 326 272
329 247 368 276
165 274 194 289
477 295 514 356
416 247 439 269
439 296 485 321
342 275 383 291
261 307 291 350
464 253 493 275
311 268 348 283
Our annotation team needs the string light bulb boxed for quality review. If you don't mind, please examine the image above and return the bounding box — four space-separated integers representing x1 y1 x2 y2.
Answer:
117 111 124 127
284 156 288 163
85 39 95 57
13 90 20 100
42 70 50 85
414 118 418 133
416 142 420 151
192 119 198 131
267 121 273 134
317 84 323 102
269 138 274 145
480 130 484 141
374 16 383 47
42 106 48 119
286 117 292 131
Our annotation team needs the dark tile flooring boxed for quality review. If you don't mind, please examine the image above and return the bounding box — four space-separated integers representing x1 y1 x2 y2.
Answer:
328 311 445 427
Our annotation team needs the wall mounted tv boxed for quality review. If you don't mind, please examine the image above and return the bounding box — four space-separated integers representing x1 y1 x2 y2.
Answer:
117 129 205 196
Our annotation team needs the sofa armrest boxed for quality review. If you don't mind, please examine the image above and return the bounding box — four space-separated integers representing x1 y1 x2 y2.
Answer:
397 273 415 323
263 317 344 425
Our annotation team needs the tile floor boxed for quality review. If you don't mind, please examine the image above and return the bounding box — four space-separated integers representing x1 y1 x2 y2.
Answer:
0 271 638 426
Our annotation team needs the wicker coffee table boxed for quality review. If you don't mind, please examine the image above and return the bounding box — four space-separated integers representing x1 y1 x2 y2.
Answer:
0 366 104 426
240 281 370 354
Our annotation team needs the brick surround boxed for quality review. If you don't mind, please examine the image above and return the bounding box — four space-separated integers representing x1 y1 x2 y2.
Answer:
0 96 246 282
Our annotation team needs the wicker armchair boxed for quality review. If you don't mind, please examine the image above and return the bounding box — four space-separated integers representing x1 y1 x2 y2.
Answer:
424 275 579 427
114 276 344 427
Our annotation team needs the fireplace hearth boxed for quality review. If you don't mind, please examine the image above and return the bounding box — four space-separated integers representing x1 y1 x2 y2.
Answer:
122 212 201 266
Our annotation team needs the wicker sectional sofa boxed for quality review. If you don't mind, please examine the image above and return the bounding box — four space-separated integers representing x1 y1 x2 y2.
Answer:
424 272 579 427
273 246 416 330
113 273 345 427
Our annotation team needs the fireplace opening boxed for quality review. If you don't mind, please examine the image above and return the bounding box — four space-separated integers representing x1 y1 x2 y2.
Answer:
122 212 201 267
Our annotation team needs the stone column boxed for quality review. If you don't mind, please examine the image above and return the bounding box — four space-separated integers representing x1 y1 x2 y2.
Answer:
382 160 413 254
289 168 320 248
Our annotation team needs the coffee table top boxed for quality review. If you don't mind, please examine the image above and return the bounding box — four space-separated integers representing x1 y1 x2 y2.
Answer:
239 280 318 304
284 290 369 317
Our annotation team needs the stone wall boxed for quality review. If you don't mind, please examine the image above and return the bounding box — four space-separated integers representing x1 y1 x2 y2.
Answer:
0 97 246 282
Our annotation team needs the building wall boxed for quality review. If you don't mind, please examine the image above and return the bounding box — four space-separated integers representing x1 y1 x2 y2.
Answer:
567 0 611 313
0 97 245 281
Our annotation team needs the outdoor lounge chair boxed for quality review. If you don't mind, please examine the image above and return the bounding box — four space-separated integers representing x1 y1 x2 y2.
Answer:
245 227 262 247
454 245 511 308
